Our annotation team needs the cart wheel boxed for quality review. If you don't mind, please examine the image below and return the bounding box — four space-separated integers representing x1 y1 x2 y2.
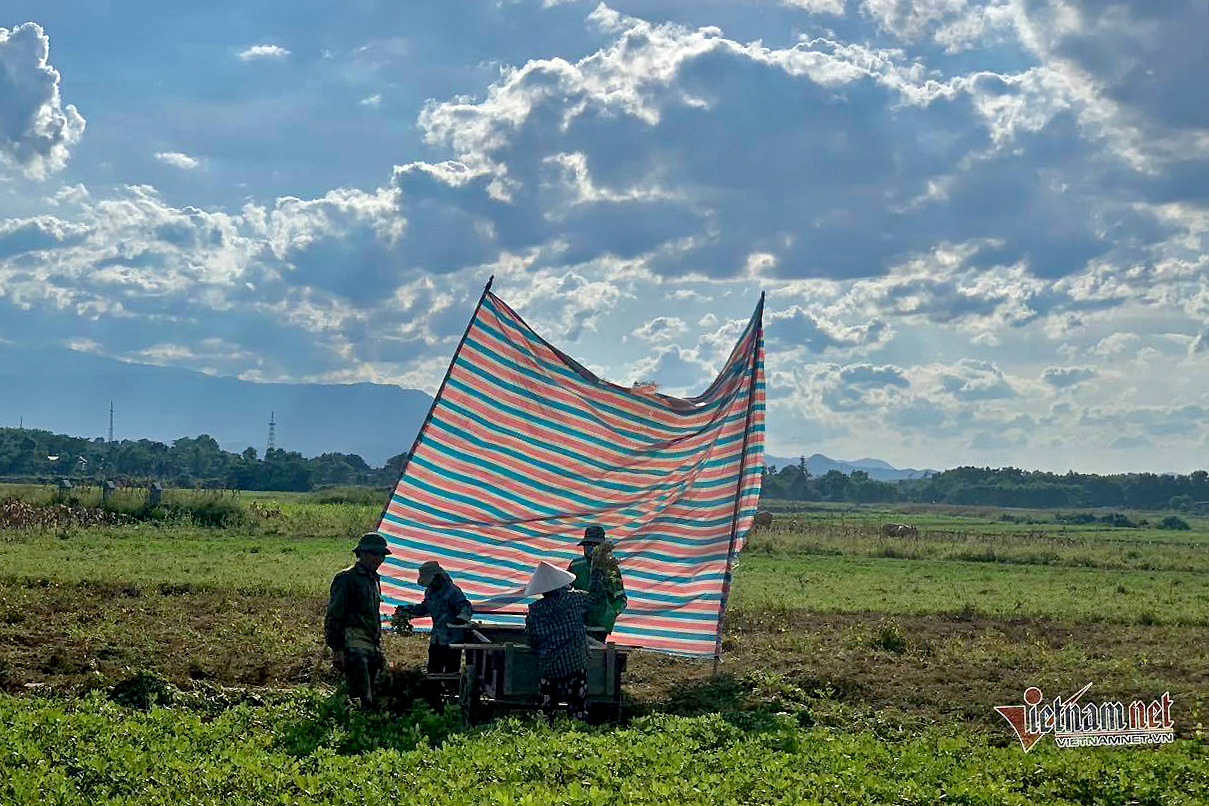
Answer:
459 666 482 727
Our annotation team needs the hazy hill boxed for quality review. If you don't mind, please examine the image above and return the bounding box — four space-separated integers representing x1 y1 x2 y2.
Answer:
0 346 431 466
764 452 936 482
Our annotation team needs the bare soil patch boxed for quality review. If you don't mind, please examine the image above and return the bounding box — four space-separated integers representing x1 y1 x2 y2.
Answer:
3 580 1203 735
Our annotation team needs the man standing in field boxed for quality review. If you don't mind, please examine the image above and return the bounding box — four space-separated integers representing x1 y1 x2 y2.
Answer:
568 525 628 636
325 532 391 709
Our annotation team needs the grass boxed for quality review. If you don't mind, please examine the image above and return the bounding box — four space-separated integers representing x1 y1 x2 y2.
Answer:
0 526 359 595
2 692 1206 806
730 554 1209 624
3 486 1208 802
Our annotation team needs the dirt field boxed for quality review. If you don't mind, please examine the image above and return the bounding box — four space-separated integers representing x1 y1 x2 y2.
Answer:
2 493 1205 736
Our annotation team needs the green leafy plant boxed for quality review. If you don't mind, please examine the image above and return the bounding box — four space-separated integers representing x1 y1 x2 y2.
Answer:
872 620 908 654
109 670 174 710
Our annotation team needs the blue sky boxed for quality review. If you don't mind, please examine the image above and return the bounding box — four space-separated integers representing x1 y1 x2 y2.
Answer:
2 0 1208 473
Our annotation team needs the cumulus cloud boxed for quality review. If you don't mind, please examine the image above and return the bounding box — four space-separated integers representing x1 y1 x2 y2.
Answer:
44 184 89 207
238 44 290 61
838 363 909 388
807 362 910 412
939 359 1016 400
633 316 687 342
0 23 86 179
1041 365 1095 389
0 215 87 259
626 344 711 392
4 2 1209 473
970 429 1028 451
859 0 968 41
766 307 887 352
403 6 1161 286
1081 405 1209 439
785 0 847 14
1092 332 1140 357
155 151 200 170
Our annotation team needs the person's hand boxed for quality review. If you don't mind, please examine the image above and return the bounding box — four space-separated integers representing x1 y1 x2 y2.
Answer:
391 606 414 635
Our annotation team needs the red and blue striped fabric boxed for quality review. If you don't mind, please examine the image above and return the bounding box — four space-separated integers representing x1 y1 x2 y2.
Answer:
375 289 764 657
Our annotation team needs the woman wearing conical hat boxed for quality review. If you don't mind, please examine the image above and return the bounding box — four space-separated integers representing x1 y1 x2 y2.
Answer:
524 561 599 722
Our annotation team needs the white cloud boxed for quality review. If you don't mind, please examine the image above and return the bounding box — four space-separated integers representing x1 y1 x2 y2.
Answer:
633 316 686 342
938 359 1016 401
626 343 711 393
766 307 887 353
238 44 290 61
5 2 1209 473
44 183 90 206
784 0 847 15
154 151 200 170
1041 365 1095 389
0 23 86 179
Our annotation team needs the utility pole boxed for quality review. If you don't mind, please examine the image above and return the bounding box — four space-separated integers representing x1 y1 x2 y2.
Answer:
108 401 114 442
266 411 276 455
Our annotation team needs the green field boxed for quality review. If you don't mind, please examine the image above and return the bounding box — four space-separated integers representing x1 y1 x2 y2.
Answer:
1 486 1207 804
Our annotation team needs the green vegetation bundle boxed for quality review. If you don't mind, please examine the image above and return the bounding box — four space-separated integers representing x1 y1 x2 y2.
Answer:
391 607 414 636
591 540 620 575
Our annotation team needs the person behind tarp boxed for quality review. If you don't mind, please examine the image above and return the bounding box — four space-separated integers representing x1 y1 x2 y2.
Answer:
325 532 390 709
524 560 599 722
396 560 473 676
568 525 628 635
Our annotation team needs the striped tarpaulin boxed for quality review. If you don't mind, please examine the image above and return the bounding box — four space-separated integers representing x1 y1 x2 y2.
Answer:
375 287 764 657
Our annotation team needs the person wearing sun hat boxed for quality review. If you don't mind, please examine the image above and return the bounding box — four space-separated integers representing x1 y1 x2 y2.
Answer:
525 560 599 722
568 525 628 636
396 559 473 676
325 532 392 708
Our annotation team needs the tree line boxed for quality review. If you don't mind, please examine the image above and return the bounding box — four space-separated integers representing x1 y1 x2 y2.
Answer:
0 427 405 492
6 425 1207 507
762 461 1209 511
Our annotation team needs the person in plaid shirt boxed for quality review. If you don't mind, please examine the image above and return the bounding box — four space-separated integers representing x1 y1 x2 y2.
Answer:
524 561 600 722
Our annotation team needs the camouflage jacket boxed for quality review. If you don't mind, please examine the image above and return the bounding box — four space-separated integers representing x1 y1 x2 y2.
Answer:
569 556 628 632
325 562 382 652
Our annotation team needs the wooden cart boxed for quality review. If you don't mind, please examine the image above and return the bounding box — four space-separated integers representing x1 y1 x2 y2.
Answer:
445 624 627 725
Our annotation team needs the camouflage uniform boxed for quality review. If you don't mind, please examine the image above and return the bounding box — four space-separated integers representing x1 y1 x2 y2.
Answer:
325 561 383 707
569 526 627 634
568 556 628 633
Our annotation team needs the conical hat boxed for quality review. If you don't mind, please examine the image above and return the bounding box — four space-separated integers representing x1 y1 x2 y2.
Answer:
524 561 575 597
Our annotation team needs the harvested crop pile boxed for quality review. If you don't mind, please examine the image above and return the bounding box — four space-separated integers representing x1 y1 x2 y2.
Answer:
0 497 131 529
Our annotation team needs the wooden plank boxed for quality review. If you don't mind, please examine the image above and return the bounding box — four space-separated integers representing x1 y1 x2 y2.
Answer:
503 643 515 696
605 643 616 698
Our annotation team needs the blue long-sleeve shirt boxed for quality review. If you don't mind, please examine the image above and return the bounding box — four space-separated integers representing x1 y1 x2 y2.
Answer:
401 574 473 645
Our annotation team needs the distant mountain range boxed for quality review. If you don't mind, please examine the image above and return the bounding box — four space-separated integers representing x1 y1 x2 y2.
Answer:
0 346 432 466
0 346 939 476
763 453 937 482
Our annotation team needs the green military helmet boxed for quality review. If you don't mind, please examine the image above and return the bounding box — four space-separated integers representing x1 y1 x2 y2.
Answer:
579 525 606 546
353 532 392 556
